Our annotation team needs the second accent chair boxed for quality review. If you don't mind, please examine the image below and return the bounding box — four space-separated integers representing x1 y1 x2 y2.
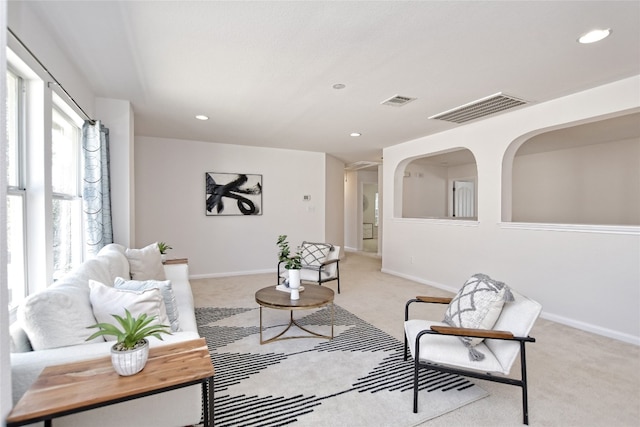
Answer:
278 241 341 294
404 274 542 425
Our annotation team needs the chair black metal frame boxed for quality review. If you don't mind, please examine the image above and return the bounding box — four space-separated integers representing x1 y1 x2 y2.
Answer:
404 297 537 425
277 257 341 293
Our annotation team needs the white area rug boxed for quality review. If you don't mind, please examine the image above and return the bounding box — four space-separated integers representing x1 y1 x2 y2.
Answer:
196 305 488 427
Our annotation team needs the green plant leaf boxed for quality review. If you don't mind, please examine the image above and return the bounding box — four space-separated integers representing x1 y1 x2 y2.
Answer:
86 308 171 350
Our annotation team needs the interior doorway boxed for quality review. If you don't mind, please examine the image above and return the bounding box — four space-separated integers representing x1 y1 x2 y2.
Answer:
362 183 379 253
448 179 476 218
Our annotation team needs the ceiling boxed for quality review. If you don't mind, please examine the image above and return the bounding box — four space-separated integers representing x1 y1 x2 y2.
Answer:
15 1 640 167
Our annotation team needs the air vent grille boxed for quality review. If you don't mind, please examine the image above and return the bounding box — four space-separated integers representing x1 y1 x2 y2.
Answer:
429 92 528 123
381 95 416 107
345 161 381 171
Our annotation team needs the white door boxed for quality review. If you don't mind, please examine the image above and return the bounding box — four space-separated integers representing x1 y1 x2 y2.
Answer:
453 181 475 218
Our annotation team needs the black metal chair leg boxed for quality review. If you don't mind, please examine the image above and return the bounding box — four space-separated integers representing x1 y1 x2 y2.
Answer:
520 342 529 425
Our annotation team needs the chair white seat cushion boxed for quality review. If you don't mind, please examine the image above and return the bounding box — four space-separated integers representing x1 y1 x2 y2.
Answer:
404 319 510 374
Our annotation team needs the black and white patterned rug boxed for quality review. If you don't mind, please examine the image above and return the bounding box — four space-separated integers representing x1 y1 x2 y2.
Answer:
195 305 488 427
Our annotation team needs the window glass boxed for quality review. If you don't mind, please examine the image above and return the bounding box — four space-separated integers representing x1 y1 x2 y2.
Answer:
51 106 83 280
6 70 20 186
52 108 79 195
52 198 83 281
7 194 26 308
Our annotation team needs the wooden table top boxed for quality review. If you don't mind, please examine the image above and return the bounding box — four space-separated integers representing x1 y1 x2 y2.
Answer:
255 284 334 310
6 338 214 425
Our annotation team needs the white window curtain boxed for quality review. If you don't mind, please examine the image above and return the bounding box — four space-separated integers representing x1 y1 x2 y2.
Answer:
82 120 113 256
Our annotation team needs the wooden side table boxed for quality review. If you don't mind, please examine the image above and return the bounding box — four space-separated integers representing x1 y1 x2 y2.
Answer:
162 257 188 265
6 338 214 427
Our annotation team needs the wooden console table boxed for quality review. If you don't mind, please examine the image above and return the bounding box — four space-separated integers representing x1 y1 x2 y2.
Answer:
6 338 214 427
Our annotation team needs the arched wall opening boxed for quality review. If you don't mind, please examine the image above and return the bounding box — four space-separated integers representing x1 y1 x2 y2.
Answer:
394 148 478 220
502 111 640 225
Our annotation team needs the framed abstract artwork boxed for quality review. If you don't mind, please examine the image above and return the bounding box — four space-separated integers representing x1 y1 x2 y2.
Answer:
205 172 263 216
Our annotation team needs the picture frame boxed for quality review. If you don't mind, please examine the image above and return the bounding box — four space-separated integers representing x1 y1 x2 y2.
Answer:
205 172 262 216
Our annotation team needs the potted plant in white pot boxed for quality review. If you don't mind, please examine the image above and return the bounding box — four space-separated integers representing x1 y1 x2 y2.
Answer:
87 309 171 376
157 241 172 263
277 235 302 299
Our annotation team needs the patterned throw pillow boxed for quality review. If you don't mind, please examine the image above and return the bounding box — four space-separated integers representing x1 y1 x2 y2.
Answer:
114 277 180 332
443 274 514 361
300 242 333 269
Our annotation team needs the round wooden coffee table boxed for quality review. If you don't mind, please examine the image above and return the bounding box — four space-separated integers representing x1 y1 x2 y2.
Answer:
255 284 334 344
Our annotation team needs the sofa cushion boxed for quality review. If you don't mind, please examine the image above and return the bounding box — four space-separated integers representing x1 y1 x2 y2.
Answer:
18 285 103 351
96 244 130 283
89 280 171 341
114 277 180 332
443 273 514 360
125 243 166 281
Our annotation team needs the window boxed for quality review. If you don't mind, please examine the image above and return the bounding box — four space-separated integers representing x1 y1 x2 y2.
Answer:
5 54 85 311
6 69 27 309
51 107 83 281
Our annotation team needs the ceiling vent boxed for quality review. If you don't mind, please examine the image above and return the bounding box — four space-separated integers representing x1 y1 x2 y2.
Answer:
381 95 416 107
345 161 381 171
429 92 528 123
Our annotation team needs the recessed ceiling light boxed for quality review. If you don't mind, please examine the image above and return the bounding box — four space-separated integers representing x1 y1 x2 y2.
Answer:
195 115 209 121
350 132 361 137
333 83 346 90
578 28 611 44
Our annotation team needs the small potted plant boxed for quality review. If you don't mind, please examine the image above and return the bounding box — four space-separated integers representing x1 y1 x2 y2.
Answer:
277 235 301 270
277 235 302 298
157 242 172 262
87 309 171 376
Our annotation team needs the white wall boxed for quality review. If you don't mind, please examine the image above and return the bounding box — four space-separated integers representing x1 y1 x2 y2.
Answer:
513 138 640 225
134 136 328 277
324 154 345 249
343 171 358 251
402 164 447 218
382 76 640 344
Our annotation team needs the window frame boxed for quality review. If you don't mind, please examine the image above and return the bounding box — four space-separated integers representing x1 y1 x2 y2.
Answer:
6 67 28 310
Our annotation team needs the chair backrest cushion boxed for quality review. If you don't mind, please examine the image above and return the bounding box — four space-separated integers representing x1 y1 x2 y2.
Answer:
300 241 333 267
486 288 542 372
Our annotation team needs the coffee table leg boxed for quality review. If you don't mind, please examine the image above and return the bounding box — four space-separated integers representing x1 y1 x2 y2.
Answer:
259 306 264 344
331 303 334 339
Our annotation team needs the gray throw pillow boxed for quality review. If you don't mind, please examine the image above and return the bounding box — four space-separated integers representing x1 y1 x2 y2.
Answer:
443 273 514 361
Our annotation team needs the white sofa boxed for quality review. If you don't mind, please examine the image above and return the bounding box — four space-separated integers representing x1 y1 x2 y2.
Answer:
9 243 203 427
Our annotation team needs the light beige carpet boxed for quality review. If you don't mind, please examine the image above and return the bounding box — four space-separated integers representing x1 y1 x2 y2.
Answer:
191 251 640 426
196 304 487 426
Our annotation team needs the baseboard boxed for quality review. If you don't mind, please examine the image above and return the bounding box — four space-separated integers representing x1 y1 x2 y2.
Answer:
190 268 274 280
539 312 640 346
381 268 640 346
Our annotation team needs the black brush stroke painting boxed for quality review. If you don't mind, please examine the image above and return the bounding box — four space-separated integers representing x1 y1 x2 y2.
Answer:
205 172 262 216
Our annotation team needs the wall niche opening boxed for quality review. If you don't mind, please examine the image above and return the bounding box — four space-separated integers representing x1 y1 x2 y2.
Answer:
401 148 478 220
510 112 640 226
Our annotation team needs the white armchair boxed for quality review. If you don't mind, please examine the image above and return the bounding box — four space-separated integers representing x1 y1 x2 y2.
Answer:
404 276 541 424
278 242 341 294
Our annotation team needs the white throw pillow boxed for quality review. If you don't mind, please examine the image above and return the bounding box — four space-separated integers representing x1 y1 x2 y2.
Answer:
88 280 171 341
125 243 166 281
114 277 180 332
18 285 103 350
300 242 333 268
443 274 514 360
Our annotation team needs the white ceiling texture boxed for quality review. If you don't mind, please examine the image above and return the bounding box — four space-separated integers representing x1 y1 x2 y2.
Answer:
17 1 640 167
